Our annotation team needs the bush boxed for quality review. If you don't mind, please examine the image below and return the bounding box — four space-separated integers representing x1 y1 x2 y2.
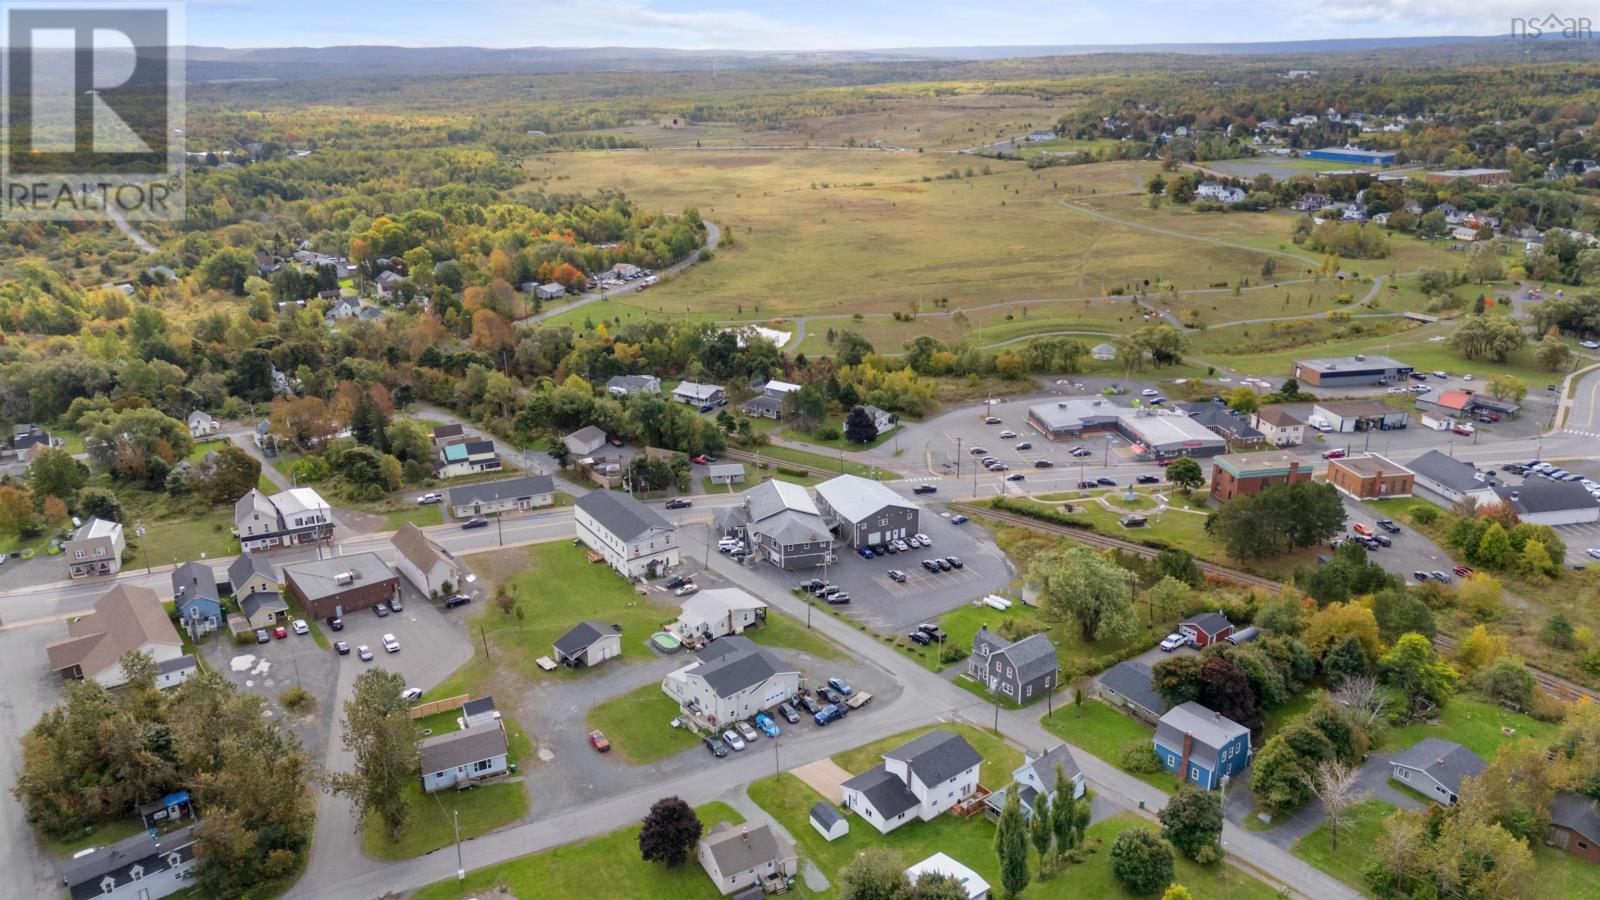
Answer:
280 686 316 713
1111 827 1175 896
1120 740 1162 774
776 466 809 478
1411 505 1439 525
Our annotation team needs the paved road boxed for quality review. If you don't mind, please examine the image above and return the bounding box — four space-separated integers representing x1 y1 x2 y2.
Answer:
520 221 722 325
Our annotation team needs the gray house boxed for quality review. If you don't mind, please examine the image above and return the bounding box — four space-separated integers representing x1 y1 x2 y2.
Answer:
814 474 919 548
696 821 797 896
446 475 556 518
419 722 510 793
735 480 832 570
984 743 1085 821
606 374 662 397
1096 660 1169 724
1389 738 1486 806
57 823 200 900
969 626 1058 704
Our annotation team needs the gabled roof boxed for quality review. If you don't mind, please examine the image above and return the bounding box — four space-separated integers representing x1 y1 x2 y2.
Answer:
390 521 454 576
564 425 607 446
1020 744 1081 792
71 516 121 541
743 394 784 414
186 410 216 428
45 585 182 680
1550 791 1600 843
228 553 278 591
700 822 790 876
1184 611 1233 635
576 489 673 543
745 479 819 522
809 802 844 828
60 823 199 897
674 381 723 400
447 475 555 508
991 633 1058 684
1098 661 1169 715
418 722 509 772
1156 702 1249 761
883 730 983 787
1406 450 1495 495
815 474 916 523
684 635 794 698
1390 738 1486 794
433 423 466 443
606 374 660 392
841 765 920 819
973 625 1008 656
462 696 497 718
240 591 288 621
554 620 613 658
271 487 329 519
679 588 767 624
171 562 219 603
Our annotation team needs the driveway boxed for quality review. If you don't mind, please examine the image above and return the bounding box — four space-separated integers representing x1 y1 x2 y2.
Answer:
0 621 75 898
1233 752 1428 849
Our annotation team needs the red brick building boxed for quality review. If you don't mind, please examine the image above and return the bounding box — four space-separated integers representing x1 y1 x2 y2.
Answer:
282 552 399 620
1209 453 1312 502
1326 454 1415 500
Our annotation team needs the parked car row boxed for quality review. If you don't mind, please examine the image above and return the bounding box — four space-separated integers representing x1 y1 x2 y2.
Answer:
796 578 851 604
857 533 933 560
919 555 965 574
702 682 869 757
907 622 948 646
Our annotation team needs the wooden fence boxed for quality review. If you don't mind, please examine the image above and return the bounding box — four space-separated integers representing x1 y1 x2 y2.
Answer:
407 693 470 720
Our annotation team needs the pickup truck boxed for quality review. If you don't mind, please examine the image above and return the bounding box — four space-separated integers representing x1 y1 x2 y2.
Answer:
845 691 873 710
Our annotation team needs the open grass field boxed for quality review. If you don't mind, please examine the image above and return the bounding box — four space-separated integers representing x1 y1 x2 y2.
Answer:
36 816 148 858
934 597 1155 677
586 681 704 765
135 507 240 565
1380 694 1558 759
410 800 745 900
1041 700 1180 793
533 152 1310 321
1290 798 1397 888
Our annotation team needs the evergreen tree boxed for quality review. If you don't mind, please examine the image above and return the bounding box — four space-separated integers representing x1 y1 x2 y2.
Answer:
994 789 1031 898
1031 790 1054 866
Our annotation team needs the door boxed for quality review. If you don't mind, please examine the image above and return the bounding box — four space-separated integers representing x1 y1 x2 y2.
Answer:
866 531 881 545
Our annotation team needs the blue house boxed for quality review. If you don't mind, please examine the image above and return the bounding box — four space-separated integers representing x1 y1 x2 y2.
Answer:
1304 147 1396 166
1154 702 1251 790
170 561 223 639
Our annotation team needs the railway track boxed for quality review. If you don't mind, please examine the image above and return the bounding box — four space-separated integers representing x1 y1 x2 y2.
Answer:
966 502 1600 705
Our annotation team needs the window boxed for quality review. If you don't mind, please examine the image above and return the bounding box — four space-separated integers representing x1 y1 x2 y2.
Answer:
74 550 85 559
1397 769 1408 781
1167 754 1176 766
1190 768 1201 782
95 547 105 556
473 759 493 772
130 866 144 880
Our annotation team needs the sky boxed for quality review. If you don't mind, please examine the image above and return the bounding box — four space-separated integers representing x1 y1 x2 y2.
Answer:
180 0 1581 49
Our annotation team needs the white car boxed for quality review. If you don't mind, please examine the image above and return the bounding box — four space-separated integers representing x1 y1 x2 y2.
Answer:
1463 374 1474 381
906 535 922 548
915 533 932 546
291 619 309 635
1588 549 1600 560
675 583 700 597
1160 633 1190 652
382 633 400 653
1387 386 1406 394
1141 388 1159 397
417 492 442 505
999 430 1018 439
735 720 760 743
1582 340 1600 350
401 687 423 703
723 729 746 751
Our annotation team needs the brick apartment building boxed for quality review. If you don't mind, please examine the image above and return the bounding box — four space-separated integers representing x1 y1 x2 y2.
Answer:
1209 453 1312 502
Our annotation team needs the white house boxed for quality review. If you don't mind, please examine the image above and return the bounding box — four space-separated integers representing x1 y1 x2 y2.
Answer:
65 517 125 578
983 744 1084 822
1251 407 1305 447
606 374 662 397
697 822 796 897
1406 450 1500 507
563 425 608 457
673 587 768 642
446 475 556 518
1195 182 1246 204
673 381 725 407
235 487 333 552
841 730 982 834
575 489 679 578
419 721 510 793
1091 342 1117 361
861 404 897 436
186 410 219 438
57 823 199 900
1389 738 1486 807
390 521 463 596
661 636 800 730
437 439 501 478
534 283 566 301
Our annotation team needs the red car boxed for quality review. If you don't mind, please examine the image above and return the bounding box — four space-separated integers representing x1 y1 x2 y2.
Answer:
1321 448 1347 460
588 730 611 752
1156 459 1173 467
1453 565 1474 577
273 625 288 639
691 455 711 465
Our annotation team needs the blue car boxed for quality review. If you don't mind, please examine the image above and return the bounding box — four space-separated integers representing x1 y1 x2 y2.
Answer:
858 546 874 559
827 677 854 697
754 712 780 738
950 515 968 525
814 704 847 726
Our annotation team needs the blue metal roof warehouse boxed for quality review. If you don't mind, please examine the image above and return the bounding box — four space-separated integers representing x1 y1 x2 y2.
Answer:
1304 147 1396 165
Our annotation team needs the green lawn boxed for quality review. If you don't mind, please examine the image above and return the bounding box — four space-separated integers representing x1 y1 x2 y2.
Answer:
743 608 845 661
780 418 899 453
586 682 702 765
363 713 535 860
934 600 1152 677
1041 700 1180 793
454 542 683 683
134 508 240 566
1532 844 1600 898
410 801 745 900
1291 799 1397 889
749 775 1278 900
382 504 444 531
831 723 1020 789
1263 690 1319 738
36 816 147 858
1381 694 1558 759
748 443 901 481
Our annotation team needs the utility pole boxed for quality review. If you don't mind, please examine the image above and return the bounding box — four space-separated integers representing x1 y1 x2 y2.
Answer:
453 808 465 881
955 436 962 481
494 493 503 547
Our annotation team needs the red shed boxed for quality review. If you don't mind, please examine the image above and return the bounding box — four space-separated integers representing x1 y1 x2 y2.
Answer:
1179 611 1234 648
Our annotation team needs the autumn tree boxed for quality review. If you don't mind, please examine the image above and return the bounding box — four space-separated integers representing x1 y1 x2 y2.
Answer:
639 796 702 868
328 669 415 842
198 445 263 505
0 484 32 534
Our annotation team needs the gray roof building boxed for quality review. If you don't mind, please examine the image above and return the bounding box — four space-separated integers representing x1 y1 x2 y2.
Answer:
994 633 1058 684
446 475 555 510
418 722 509 773
576 489 672 543
692 636 789 698
553 620 611 659
170 561 218 602
1390 738 1486 801
606 374 662 395
1406 450 1498 502
1155 702 1250 771
884 729 984 788
59 823 199 900
228 553 277 592
1098 661 1169 718
1550 791 1600 844
1492 480 1600 518
281 552 396 604
699 822 792 882
240 591 288 622
841 766 920 820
